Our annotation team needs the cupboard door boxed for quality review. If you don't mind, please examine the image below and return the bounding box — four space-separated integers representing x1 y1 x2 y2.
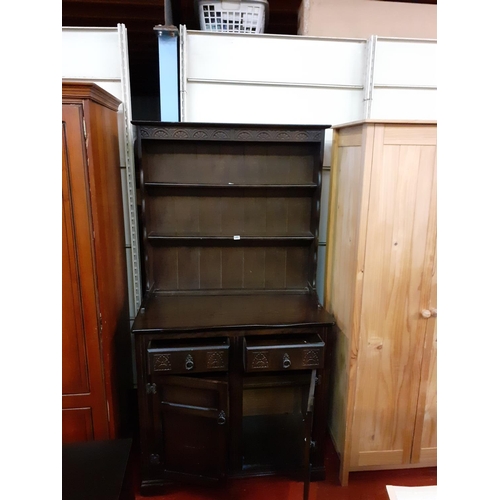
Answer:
411 168 437 465
62 104 109 442
151 375 229 482
411 316 437 465
349 124 437 468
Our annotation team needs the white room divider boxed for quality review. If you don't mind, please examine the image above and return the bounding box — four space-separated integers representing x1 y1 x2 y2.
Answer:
180 27 367 126
62 25 437 309
62 25 142 327
364 36 437 119
178 28 437 302
179 28 371 302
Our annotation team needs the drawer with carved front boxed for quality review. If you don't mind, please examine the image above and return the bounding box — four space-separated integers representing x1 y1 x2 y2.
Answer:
243 334 325 372
147 338 229 375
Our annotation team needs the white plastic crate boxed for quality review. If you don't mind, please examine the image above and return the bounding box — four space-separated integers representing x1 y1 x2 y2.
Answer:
196 0 268 34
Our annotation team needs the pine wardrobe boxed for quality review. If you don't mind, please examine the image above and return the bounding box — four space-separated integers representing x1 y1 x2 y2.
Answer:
324 120 437 485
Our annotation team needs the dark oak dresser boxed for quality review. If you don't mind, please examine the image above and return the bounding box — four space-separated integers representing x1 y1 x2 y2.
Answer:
131 122 335 497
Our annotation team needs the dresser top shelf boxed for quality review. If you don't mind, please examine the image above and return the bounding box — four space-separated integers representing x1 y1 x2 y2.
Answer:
132 293 334 334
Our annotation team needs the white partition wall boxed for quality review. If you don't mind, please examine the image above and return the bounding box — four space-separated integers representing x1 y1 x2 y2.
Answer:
180 26 369 169
180 28 369 302
181 28 367 126
62 25 142 330
180 29 437 128
365 36 437 119
61 27 437 310
62 26 437 310
179 28 436 303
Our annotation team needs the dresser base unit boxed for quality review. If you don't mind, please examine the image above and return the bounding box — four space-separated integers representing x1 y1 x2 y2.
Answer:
133 293 334 495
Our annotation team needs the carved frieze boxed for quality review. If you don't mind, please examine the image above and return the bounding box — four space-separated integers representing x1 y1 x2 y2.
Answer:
139 126 324 142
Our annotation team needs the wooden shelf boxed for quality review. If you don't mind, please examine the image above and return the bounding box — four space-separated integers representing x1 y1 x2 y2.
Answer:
147 233 315 243
132 293 334 332
144 182 317 190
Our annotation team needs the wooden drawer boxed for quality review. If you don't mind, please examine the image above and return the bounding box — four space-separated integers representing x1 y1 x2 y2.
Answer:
147 338 229 375
244 334 325 372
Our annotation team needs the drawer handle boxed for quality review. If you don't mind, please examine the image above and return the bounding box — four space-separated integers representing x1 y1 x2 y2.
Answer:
185 354 194 371
283 353 291 369
217 410 226 425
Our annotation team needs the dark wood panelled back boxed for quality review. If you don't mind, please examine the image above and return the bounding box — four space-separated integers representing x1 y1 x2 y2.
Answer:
134 122 328 295
143 141 315 185
146 191 313 236
150 245 310 292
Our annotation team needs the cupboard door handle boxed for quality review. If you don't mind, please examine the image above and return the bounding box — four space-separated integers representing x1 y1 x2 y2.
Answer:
217 410 226 425
185 354 194 370
283 353 291 369
421 309 437 318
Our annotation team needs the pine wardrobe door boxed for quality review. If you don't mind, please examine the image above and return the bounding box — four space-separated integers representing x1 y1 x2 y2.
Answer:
349 124 437 468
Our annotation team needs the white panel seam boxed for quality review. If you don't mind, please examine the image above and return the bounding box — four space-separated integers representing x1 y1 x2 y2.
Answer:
187 78 364 89
60 76 121 81
376 37 437 43
186 29 367 43
373 84 437 90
